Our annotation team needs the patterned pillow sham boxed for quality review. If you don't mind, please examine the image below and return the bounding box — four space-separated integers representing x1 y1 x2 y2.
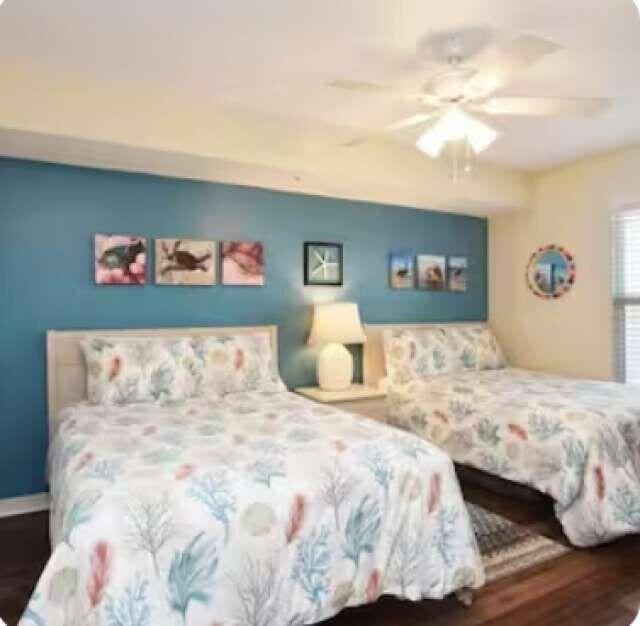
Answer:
191 332 286 397
383 328 453 384
81 337 200 405
476 327 507 369
383 326 506 383
446 327 507 371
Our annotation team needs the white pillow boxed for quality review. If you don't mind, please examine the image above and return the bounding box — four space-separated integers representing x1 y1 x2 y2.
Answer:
190 332 286 397
81 337 200 405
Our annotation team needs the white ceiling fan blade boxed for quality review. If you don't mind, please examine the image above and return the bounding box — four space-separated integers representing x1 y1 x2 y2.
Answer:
342 110 439 146
341 137 369 148
387 112 438 131
466 34 562 99
480 97 610 117
328 79 429 103
327 79 389 93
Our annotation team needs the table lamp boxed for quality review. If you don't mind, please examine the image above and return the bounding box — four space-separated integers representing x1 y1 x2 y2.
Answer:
308 302 366 391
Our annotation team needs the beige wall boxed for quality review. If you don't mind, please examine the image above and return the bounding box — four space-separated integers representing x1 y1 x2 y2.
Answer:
490 145 640 381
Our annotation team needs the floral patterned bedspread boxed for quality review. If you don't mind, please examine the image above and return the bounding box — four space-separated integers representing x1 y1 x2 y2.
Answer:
21 392 483 626
387 368 640 546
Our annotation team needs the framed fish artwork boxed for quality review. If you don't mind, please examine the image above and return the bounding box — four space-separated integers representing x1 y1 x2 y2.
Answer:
95 234 147 285
155 239 216 285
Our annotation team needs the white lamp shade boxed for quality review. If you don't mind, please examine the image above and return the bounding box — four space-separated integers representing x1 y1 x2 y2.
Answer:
308 302 366 346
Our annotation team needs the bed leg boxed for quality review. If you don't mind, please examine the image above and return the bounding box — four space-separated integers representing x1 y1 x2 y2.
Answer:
455 588 474 607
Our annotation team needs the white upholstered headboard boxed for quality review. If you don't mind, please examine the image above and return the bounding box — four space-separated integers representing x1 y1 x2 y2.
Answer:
362 322 488 388
46 325 279 439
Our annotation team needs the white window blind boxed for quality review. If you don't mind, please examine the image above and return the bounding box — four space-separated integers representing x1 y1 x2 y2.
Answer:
613 207 640 383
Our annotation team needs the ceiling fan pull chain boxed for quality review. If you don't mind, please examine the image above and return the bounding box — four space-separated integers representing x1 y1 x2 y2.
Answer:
465 141 473 174
451 142 459 183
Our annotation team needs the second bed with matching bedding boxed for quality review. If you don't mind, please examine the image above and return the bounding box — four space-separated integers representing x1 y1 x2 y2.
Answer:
382 326 640 547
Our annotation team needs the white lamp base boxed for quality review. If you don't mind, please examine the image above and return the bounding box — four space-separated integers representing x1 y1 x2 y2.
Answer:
317 343 353 391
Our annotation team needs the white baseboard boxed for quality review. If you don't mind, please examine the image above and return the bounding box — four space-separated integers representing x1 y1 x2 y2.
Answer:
0 492 49 518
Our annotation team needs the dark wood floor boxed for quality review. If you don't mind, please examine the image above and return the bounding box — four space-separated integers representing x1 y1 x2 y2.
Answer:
1 509 50 626
2 481 639 626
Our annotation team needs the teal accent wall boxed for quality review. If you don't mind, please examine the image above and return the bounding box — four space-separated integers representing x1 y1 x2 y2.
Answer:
0 157 487 498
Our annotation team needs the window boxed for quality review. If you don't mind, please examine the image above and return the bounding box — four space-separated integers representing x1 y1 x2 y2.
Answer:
613 207 640 383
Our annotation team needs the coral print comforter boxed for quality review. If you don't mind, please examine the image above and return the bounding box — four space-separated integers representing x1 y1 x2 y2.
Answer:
21 392 483 626
387 368 640 546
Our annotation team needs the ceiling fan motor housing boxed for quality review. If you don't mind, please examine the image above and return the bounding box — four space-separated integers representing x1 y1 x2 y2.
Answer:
423 66 478 104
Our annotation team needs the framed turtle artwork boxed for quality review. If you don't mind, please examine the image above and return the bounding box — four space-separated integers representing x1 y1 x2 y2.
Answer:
155 239 216 285
94 234 147 285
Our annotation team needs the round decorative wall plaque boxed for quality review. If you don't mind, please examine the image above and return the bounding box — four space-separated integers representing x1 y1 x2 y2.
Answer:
526 244 576 299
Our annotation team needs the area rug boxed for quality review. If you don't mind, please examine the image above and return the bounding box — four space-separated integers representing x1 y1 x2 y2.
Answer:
467 502 572 585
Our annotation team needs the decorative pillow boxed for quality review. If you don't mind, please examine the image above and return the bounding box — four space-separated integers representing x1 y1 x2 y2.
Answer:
445 327 482 371
383 328 453 384
475 327 507 370
442 326 506 372
81 337 200 405
191 332 286 397
383 326 506 383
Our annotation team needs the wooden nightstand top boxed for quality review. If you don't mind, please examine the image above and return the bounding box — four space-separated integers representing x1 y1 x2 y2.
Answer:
294 384 386 404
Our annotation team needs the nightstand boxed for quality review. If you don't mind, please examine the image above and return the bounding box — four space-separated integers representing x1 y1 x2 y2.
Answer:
294 384 388 422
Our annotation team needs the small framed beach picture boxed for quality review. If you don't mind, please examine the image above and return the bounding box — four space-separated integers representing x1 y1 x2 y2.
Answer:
417 254 446 291
155 239 216 285
389 252 415 289
221 241 265 286
304 242 343 286
95 234 147 285
448 256 468 292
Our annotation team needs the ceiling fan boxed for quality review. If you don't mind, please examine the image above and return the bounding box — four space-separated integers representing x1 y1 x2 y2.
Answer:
330 30 611 162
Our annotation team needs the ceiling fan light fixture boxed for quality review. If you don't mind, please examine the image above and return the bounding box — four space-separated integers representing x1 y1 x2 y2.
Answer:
415 108 467 158
415 107 497 158
434 107 470 141
466 116 498 153
415 126 446 158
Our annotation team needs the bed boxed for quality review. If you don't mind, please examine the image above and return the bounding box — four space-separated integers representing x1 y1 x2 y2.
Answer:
364 323 640 548
20 325 484 626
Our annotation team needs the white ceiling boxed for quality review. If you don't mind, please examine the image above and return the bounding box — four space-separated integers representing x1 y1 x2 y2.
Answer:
0 0 639 198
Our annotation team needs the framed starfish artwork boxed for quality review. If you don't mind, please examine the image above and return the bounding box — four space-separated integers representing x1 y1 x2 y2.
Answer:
304 242 343 286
